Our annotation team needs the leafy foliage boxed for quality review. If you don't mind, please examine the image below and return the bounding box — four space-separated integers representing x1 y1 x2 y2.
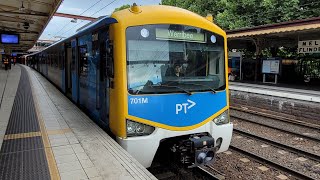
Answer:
114 4 131 12
162 0 320 30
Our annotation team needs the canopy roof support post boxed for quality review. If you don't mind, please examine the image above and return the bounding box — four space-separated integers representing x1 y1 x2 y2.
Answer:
250 37 264 82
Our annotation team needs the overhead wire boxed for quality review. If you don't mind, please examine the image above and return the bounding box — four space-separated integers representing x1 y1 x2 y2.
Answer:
50 0 104 40
59 0 118 37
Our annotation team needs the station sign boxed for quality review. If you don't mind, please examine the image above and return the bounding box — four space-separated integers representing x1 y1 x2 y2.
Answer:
156 29 205 43
298 40 320 54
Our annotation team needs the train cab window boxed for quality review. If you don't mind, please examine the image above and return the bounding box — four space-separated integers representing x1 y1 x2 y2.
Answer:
126 24 226 95
79 46 88 77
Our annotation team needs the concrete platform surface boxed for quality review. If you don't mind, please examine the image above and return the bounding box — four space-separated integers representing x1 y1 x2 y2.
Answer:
0 66 21 147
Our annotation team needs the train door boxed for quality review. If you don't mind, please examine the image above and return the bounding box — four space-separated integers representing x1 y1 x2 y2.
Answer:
97 28 110 125
100 19 117 127
78 32 100 120
65 42 72 98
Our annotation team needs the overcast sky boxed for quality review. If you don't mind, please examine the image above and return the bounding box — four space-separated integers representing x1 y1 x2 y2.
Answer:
40 0 161 41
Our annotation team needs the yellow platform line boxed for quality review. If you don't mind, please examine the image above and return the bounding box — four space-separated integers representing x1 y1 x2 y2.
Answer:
4 132 41 140
29 74 60 180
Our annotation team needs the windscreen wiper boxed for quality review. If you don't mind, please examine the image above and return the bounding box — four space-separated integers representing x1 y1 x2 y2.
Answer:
129 84 193 95
153 84 193 95
178 82 216 94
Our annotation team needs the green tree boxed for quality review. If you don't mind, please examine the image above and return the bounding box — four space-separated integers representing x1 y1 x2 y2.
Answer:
161 0 320 30
114 4 130 12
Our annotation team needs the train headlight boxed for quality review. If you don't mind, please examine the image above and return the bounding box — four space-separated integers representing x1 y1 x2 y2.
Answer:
213 110 229 125
126 120 155 137
127 121 137 134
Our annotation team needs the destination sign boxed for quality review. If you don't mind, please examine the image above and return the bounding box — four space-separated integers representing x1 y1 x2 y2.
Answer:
155 29 205 42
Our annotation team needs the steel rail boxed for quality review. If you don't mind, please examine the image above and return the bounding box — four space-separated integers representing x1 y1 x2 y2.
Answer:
197 165 225 180
233 128 320 162
231 115 320 142
229 145 315 180
230 106 320 131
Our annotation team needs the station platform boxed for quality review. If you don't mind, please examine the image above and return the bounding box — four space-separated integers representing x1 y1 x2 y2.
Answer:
0 65 156 180
229 82 320 103
229 81 320 122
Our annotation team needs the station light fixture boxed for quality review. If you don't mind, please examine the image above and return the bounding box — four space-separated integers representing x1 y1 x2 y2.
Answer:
71 18 77 23
19 1 25 11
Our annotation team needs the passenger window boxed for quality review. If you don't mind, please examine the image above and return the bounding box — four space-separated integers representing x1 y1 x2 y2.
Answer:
79 46 88 77
71 47 76 71
60 52 64 70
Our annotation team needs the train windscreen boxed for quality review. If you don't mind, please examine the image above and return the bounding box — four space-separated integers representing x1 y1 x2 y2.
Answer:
126 24 226 95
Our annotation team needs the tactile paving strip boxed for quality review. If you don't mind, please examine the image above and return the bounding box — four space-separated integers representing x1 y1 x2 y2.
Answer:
0 136 43 154
0 150 50 180
0 66 50 180
5 67 39 134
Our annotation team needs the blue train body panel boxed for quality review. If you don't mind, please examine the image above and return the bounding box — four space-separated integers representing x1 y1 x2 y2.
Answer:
128 90 227 127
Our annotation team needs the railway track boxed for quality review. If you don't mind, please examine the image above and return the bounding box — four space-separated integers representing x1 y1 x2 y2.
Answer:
233 128 320 162
229 106 320 179
150 161 225 179
231 115 320 143
197 165 225 180
230 106 320 131
229 145 315 180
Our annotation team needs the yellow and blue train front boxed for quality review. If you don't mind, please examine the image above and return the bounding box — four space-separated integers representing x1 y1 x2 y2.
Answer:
117 91 233 168
111 10 234 168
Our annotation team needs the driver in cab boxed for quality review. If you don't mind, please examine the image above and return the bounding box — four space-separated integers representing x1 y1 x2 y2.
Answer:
165 63 184 77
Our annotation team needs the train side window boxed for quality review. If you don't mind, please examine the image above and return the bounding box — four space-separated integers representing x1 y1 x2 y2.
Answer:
79 45 88 77
71 47 76 71
49 54 51 66
60 52 64 70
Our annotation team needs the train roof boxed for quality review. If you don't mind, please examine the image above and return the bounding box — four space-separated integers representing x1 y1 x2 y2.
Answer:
112 5 225 35
32 15 117 55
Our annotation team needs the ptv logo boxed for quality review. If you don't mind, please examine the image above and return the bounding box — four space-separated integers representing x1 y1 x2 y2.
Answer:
176 99 196 114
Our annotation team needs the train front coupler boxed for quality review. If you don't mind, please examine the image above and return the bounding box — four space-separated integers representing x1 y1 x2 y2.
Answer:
170 133 217 168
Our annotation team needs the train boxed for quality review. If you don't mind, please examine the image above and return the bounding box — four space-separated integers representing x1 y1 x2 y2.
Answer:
27 4 233 168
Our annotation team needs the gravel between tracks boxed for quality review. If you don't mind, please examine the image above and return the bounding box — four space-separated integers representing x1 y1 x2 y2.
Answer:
211 150 297 180
232 118 320 156
231 109 320 139
232 132 320 179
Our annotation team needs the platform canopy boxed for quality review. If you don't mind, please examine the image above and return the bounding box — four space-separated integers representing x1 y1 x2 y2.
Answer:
0 0 62 53
227 17 320 49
